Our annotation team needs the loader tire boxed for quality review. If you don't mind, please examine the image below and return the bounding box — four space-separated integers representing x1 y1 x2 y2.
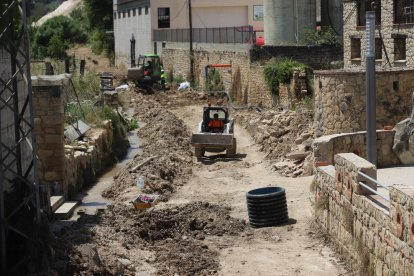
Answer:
195 147 205 158
226 138 237 157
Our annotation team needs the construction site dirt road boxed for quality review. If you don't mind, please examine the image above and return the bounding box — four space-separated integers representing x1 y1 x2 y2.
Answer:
56 90 350 275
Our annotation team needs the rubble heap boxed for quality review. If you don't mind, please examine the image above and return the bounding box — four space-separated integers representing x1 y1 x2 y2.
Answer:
55 202 247 275
235 109 314 177
102 94 193 201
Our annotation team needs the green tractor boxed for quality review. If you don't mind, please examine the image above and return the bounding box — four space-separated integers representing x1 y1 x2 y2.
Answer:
127 54 165 90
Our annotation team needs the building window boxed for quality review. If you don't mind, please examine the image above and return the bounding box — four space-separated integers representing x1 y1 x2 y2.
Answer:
158 8 170 28
395 0 414 23
145 6 149 15
357 0 381 26
114 12 117 19
128 10 130 17
133 8 136 16
375 38 382 60
123 10 126 18
351 38 361 60
139 7 142 15
394 37 407 61
118 11 121 18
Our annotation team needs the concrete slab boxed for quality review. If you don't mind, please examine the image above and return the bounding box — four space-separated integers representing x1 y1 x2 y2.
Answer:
50 195 65 212
54 201 80 220
377 166 414 187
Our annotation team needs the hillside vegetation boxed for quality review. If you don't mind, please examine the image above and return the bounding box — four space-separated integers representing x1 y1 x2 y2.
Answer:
29 0 113 60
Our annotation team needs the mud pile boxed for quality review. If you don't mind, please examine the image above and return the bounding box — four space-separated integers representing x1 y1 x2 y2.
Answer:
235 109 314 177
102 94 193 201
56 202 247 275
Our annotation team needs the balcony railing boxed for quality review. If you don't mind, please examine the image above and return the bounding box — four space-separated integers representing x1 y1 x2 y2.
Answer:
153 25 255 44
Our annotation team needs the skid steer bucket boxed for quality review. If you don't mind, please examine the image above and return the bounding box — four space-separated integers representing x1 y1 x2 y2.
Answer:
191 133 233 148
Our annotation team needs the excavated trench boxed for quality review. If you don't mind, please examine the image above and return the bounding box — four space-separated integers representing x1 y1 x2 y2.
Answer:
54 91 350 275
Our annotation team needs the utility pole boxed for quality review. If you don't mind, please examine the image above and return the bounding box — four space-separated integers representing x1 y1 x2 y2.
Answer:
188 0 194 84
365 0 377 165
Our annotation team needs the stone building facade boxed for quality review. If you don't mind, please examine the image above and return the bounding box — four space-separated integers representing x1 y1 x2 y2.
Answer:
344 0 414 69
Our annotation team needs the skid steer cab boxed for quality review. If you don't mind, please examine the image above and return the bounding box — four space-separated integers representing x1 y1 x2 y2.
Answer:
191 106 237 158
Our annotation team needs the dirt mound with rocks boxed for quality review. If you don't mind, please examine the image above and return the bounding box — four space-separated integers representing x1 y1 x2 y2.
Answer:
235 108 314 177
102 94 193 202
55 202 247 275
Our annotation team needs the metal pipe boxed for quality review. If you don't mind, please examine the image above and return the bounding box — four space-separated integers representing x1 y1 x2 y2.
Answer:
188 0 194 83
365 9 377 165
358 171 389 190
359 182 389 201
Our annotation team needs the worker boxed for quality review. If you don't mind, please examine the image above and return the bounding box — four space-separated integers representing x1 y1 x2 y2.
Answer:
208 113 224 132
145 60 153 73
161 68 166 92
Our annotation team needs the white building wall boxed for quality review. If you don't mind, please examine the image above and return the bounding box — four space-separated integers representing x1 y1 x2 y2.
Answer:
114 0 153 67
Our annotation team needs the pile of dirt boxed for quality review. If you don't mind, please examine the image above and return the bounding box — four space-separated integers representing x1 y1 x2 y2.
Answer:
235 108 314 177
102 93 193 202
55 202 247 275
142 88 226 108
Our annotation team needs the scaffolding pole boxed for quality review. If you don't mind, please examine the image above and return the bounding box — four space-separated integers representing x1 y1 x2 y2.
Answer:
0 0 41 273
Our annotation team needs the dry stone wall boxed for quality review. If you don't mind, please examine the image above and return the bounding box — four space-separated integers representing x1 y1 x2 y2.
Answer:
314 153 414 275
63 122 115 199
314 69 414 136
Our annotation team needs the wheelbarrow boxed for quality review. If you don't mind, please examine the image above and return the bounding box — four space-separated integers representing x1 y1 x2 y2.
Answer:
130 194 159 211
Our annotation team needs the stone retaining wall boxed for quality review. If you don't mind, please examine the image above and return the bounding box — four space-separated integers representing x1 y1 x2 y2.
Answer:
32 75 119 200
313 130 400 168
314 153 414 275
63 122 115 199
162 48 275 108
314 69 414 136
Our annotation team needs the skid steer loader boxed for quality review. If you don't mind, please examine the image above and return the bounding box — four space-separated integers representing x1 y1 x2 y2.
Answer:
191 106 237 158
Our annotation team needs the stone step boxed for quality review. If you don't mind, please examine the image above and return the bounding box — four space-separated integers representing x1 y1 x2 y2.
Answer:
54 201 80 220
50 195 65 213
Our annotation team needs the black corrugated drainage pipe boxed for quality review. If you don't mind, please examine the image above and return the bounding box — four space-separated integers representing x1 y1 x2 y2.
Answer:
246 187 289 228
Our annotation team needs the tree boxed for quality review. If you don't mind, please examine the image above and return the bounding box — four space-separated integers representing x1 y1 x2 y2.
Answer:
47 35 67 59
32 16 87 58
83 0 114 56
83 0 113 30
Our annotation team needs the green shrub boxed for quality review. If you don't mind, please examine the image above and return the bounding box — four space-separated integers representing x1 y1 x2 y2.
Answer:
299 26 340 47
128 118 138 130
206 69 224 92
264 59 306 95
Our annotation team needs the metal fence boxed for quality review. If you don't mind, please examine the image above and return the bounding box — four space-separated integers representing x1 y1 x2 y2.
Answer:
153 25 255 44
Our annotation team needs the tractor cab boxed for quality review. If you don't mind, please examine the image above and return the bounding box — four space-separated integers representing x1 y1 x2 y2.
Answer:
191 105 236 158
127 54 163 85
137 54 162 80
202 107 229 133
